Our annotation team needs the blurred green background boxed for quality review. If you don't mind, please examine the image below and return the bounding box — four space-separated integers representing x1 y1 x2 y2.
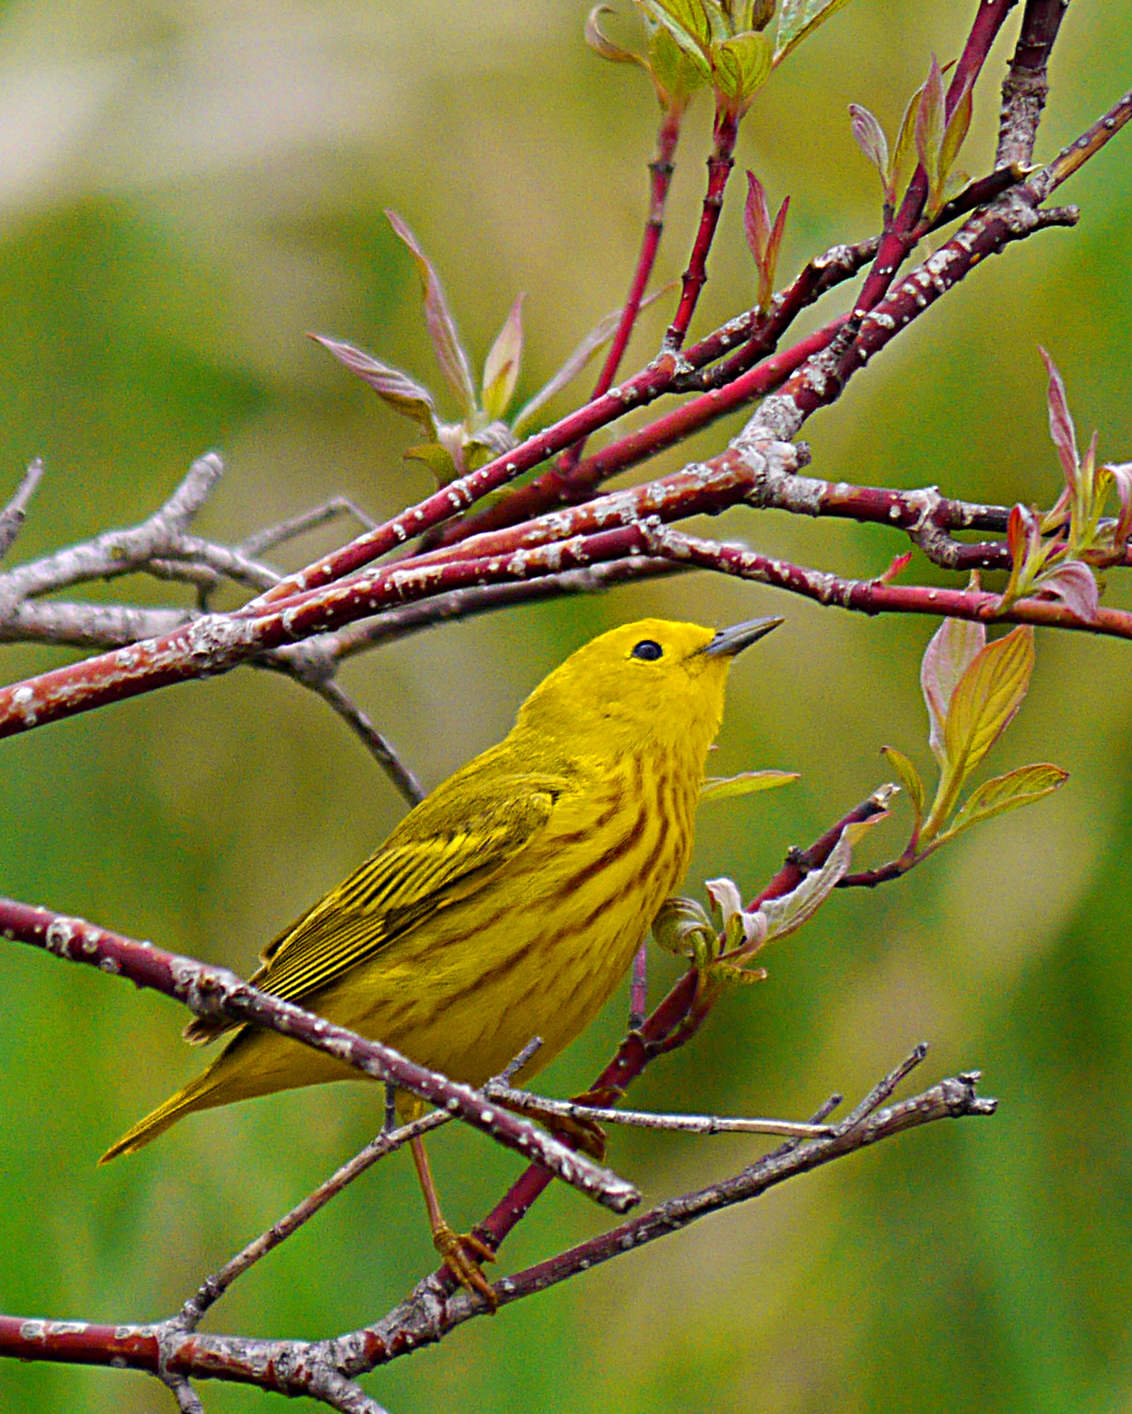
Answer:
2 1 1131 1410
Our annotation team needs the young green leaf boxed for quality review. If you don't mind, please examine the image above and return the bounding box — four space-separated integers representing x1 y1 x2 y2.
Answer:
714 30 773 103
648 21 713 99
940 84 973 182
481 294 525 422
699 769 799 803
942 624 1035 792
638 0 713 59
890 67 952 208
946 763 1068 838
920 616 985 768
403 441 459 483
880 745 924 836
386 210 477 418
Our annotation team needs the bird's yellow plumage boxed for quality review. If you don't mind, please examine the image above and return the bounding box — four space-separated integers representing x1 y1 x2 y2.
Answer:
101 615 779 1292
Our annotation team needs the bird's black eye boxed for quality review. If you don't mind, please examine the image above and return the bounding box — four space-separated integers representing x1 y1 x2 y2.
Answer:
631 639 663 661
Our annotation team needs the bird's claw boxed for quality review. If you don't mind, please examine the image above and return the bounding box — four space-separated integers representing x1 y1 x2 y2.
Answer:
433 1223 498 1309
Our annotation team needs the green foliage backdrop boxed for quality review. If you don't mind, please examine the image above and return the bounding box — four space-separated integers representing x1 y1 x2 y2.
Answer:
2 2 1130 1409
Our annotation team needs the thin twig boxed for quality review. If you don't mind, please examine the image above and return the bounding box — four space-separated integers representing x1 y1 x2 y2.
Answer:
176 1037 543 1330
481 1085 835 1140
160 1372 205 1413
265 662 426 807
557 105 682 478
348 1065 997 1347
641 520 1132 641
664 106 740 350
831 1042 930 1134
176 1109 452 1330
0 454 224 608
315 1374 392 1414
0 459 44 562
628 940 648 1031
238 497 378 560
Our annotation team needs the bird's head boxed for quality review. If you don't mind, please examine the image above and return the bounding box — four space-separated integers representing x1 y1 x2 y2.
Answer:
515 616 782 757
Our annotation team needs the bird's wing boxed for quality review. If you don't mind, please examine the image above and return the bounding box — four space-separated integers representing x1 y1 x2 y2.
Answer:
184 773 563 1044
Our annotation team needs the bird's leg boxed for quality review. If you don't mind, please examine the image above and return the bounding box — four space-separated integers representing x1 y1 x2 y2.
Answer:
409 1134 497 1308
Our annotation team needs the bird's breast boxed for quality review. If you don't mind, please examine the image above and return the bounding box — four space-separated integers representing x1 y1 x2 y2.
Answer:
326 744 704 1087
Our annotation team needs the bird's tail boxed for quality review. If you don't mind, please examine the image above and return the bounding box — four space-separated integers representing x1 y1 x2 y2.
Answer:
99 1069 226 1163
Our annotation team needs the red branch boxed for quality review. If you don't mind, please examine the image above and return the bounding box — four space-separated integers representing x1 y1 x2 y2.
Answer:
643 526 1132 641
557 106 683 480
437 239 876 544
665 107 740 350
853 0 1019 320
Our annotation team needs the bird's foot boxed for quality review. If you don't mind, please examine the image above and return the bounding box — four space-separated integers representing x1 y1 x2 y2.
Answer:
433 1222 498 1309
555 1084 626 1160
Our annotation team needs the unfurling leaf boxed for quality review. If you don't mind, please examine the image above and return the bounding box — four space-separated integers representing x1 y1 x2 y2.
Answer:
849 102 889 192
914 54 946 199
752 828 855 943
889 64 955 207
878 550 914 584
744 170 772 261
1103 460 1132 544
942 625 1035 792
653 895 719 965
940 83 974 180
386 210 477 417
700 769 799 803
693 805 890 983
649 21 713 99
404 441 460 483
638 0 713 59
881 745 924 836
1036 559 1100 622
920 616 985 767
309 335 438 438
999 502 1057 611
743 171 789 311
705 877 765 952
482 294 525 422
714 30 773 103
462 419 517 472
1039 345 1080 495
586 5 645 64
947 763 1069 838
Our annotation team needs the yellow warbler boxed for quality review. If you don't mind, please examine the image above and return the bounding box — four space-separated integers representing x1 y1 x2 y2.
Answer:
101 616 780 1294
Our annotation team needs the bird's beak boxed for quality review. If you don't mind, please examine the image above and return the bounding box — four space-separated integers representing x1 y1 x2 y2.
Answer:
701 616 784 658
